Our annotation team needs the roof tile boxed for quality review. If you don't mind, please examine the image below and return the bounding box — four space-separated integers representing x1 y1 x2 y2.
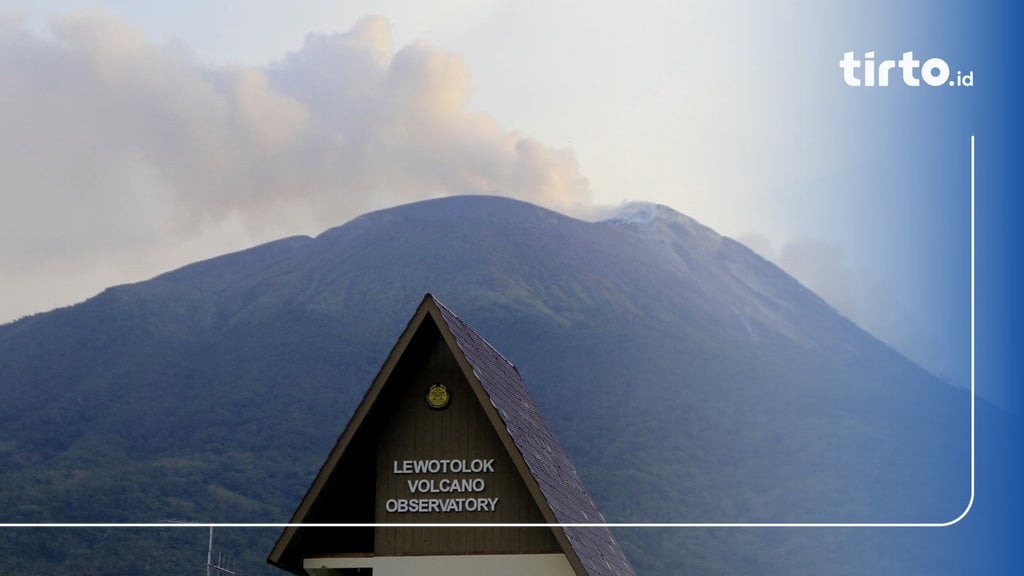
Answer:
432 296 636 576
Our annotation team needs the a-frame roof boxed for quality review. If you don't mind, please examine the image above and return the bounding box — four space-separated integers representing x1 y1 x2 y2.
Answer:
268 294 635 576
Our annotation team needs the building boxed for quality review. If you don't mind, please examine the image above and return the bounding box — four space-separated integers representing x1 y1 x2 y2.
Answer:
268 294 636 576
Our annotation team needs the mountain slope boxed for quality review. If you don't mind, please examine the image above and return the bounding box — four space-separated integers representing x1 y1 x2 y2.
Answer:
0 195 972 575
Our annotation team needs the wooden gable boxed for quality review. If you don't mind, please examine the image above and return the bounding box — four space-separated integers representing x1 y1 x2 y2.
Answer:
268 294 635 576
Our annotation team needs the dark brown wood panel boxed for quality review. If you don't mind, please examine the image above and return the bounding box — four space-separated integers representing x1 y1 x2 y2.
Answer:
373 320 558 555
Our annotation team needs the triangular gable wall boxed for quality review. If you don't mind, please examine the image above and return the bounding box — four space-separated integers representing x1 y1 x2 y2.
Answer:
269 294 635 576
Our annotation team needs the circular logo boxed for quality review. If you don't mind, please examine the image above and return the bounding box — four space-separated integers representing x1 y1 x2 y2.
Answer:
426 384 450 409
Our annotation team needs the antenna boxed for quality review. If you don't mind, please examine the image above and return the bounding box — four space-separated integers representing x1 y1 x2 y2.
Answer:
206 526 237 576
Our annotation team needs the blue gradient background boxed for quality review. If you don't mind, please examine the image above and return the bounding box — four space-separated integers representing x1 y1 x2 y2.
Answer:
832 1 1022 572
966 0 1024 569
695 0 1024 571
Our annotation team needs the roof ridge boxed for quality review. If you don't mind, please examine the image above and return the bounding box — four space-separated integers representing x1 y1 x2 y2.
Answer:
428 294 518 371
426 294 635 576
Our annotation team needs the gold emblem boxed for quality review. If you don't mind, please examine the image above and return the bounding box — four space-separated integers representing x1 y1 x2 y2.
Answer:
426 384 450 409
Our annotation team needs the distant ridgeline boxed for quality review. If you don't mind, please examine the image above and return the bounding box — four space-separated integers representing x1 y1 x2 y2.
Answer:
0 196 974 576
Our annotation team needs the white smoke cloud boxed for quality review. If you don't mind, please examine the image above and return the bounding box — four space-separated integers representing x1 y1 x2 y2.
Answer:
263 16 590 216
0 12 591 322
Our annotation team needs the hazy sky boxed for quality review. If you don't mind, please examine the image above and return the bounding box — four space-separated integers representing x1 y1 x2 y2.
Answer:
0 1 975 392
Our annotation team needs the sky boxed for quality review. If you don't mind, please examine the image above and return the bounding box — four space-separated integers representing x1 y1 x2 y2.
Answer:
0 1 986 404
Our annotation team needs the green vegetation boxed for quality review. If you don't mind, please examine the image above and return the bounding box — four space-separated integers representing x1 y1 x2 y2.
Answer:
0 196 973 575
